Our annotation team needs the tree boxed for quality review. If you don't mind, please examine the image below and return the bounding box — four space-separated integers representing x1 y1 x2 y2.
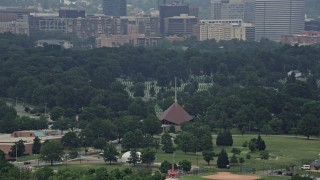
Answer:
161 132 174 153
231 148 241 155
103 144 119 165
178 160 191 172
68 149 78 159
128 98 147 117
249 138 257 152
61 132 79 149
202 151 214 165
10 139 25 157
51 117 70 134
159 160 177 173
149 86 155 97
298 114 320 139
122 130 144 151
0 149 5 160
122 131 135 151
40 141 63 166
260 150 269 160
133 83 145 97
141 134 155 149
142 115 161 135
174 132 196 154
50 107 65 121
93 138 107 151
239 157 245 164
141 148 156 166
216 130 233 146
190 126 213 151
32 136 41 154
217 149 229 168
128 150 140 166
230 154 238 164
256 135 266 151
269 117 283 134
35 167 54 180
261 124 273 136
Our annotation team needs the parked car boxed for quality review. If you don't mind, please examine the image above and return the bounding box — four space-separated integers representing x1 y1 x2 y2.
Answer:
23 161 31 165
301 165 311 170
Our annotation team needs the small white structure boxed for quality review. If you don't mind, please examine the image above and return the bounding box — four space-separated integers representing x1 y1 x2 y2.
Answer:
287 70 302 78
121 151 141 163
35 40 73 49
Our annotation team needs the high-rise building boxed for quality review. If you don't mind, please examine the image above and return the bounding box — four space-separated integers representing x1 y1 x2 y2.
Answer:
195 19 254 41
305 20 320 31
255 0 305 41
159 3 189 34
164 14 198 36
59 8 85 18
211 0 255 23
103 0 127 16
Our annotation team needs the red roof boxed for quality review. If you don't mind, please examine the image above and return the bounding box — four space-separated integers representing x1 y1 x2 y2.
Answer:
159 102 193 125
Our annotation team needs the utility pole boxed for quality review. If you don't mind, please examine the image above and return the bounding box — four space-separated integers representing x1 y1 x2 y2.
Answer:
44 103 47 115
15 143 18 162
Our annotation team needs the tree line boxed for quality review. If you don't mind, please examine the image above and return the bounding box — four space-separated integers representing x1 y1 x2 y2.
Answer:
0 33 319 138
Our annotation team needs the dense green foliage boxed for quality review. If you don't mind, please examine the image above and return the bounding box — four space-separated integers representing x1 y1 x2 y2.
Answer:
249 135 266 152
159 160 177 173
9 139 25 157
40 140 64 166
0 34 320 142
202 151 214 165
141 148 156 166
0 101 47 133
216 130 233 146
32 136 41 154
178 160 192 172
61 132 79 149
217 149 229 168
0 150 31 179
102 143 119 165
161 132 174 153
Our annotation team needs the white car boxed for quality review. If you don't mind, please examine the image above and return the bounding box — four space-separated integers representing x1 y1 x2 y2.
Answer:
301 165 310 170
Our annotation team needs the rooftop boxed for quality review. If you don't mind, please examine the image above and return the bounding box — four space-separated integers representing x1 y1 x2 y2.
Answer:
0 132 62 145
160 102 193 125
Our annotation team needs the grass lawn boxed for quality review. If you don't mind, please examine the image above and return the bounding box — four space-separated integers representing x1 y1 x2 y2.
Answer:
49 163 126 171
156 134 320 176
182 174 291 180
18 154 39 162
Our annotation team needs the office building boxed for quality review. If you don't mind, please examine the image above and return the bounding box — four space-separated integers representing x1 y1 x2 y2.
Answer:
255 0 305 41
211 0 255 23
164 14 198 36
159 3 189 34
305 20 320 31
281 31 320 46
103 0 127 16
121 16 160 36
196 19 254 41
0 9 30 35
59 8 85 18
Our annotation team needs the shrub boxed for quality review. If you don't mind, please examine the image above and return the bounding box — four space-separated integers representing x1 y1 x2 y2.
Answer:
242 141 248 147
230 154 238 164
260 150 269 160
178 160 191 172
217 149 229 168
159 160 177 173
231 148 241 155
239 157 245 164
246 153 251 159
216 130 233 146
